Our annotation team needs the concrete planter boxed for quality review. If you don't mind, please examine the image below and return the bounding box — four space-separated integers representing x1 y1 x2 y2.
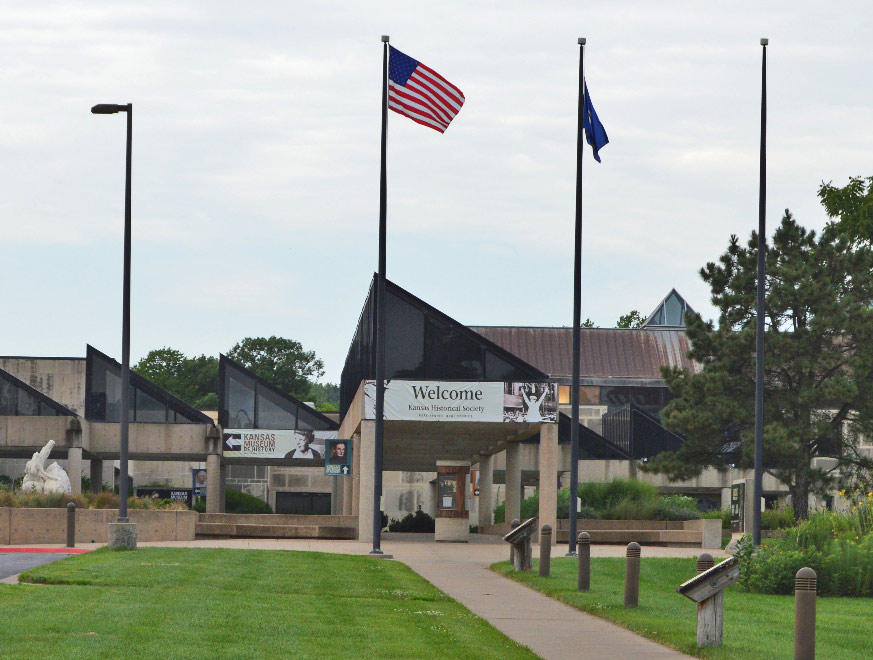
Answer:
0 507 197 545
552 518 722 549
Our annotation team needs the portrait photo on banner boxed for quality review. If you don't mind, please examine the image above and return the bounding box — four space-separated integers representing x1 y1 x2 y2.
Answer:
502 383 557 423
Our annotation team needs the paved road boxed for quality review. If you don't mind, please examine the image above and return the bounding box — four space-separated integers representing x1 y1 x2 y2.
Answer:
0 552 76 583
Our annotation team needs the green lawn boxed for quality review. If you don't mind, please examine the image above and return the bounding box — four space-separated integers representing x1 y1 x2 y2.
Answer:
493 556 870 660
0 547 538 660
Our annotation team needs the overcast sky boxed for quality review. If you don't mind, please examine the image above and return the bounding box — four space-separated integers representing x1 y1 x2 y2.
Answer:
2 1 871 383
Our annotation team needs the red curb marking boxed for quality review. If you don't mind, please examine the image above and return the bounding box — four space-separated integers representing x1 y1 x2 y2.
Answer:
0 548 94 554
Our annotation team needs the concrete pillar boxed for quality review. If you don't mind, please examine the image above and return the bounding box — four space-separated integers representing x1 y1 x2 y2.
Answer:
357 420 376 543
538 422 559 545
351 431 361 516
344 432 359 516
90 460 104 494
206 453 221 513
506 442 522 524
68 447 83 495
218 462 227 513
478 454 494 529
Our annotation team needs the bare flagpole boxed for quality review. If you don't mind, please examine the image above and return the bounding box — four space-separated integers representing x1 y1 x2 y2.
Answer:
372 34 390 555
752 38 768 547
567 37 586 557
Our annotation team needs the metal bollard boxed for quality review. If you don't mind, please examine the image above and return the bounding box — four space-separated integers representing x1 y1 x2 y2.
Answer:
697 552 714 574
577 532 591 591
509 519 520 564
538 524 552 577
66 502 76 548
794 567 817 660
624 542 641 608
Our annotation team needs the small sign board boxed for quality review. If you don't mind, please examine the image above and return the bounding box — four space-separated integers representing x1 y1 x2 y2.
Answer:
192 468 207 496
324 439 352 476
676 557 740 603
730 483 744 532
471 468 479 497
135 487 192 507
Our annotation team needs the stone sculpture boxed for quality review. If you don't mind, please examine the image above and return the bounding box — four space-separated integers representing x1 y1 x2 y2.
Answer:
20 440 72 495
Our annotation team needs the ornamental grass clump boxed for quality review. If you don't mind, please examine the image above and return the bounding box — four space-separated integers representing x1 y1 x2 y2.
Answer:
0 490 186 510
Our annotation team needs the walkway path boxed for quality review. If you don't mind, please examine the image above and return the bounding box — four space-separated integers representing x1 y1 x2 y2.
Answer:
3 535 714 659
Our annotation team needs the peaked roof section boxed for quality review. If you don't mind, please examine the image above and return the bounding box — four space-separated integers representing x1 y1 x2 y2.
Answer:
470 326 700 380
340 276 549 416
642 289 695 328
218 354 338 430
0 366 77 416
85 345 213 424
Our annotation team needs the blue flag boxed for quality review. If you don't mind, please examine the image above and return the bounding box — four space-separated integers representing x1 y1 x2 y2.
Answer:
583 83 609 162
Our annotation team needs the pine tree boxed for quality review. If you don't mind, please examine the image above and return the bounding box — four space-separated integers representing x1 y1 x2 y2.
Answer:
646 211 873 519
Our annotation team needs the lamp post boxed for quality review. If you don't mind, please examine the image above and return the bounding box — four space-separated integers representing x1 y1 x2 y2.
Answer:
91 103 132 523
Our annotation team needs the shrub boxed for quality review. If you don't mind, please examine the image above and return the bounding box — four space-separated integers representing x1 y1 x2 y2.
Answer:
0 490 186 510
387 508 435 533
762 506 795 530
578 478 660 511
225 489 272 514
496 479 701 523
702 508 732 528
737 495 873 597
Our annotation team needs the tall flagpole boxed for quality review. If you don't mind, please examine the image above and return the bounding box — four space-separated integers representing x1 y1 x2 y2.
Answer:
372 34 390 555
752 38 768 547
567 37 586 557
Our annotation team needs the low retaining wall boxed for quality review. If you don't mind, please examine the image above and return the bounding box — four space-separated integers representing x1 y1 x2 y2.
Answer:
552 518 721 549
195 513 358 540
0 507 198 545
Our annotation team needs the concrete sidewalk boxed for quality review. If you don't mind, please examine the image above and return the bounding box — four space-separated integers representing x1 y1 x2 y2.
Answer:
3 535 712 659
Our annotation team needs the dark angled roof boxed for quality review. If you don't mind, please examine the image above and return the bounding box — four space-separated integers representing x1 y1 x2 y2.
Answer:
468 327 701 380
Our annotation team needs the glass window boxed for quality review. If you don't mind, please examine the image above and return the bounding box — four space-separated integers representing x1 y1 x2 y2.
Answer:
256 387 297 429
425 316 484 379
665 293 684 325
438 473 457 510
485 351 527 381
17 389 38 416
0 379 15 415
227 375 255 428
386 291 425 378
136 388 167 423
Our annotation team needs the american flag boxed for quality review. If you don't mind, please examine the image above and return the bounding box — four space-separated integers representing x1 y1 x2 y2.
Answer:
388 46 464 133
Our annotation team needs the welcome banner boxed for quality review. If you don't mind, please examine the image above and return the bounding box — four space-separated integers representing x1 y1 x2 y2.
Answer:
363 380 557 423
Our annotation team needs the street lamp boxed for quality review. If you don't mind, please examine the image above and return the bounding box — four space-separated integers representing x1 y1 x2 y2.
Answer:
91 102 133 524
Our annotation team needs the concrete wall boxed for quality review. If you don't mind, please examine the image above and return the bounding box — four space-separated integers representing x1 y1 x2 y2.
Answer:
382 470 435 521
0 416 80 451
0 507 197 545
88 422 211 459
0 358 86 415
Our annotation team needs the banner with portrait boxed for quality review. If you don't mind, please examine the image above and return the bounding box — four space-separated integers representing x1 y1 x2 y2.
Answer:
222 428 337 459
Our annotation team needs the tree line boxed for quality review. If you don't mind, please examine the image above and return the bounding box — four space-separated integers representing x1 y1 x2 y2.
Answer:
133 336 339 411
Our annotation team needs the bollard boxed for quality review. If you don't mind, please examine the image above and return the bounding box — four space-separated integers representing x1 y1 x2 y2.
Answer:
66 502 76 548
538 525 552 577
624 542 641 608
510 519 520 564
696 552 714 574
794 567 816 660
577 532 590 591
